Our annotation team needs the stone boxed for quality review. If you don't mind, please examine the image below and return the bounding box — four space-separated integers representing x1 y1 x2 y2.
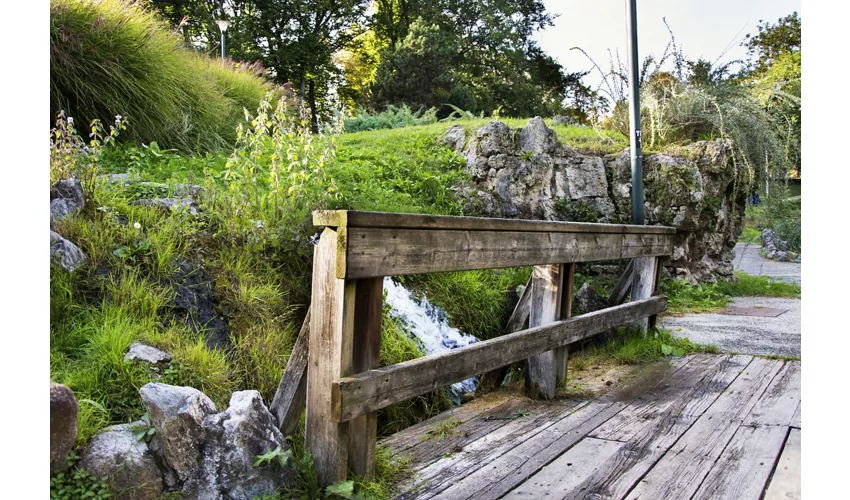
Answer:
552 115 576 126
50 383 78 473
575 283 609 315
520 116 556 155
124 343 172 369
169 259 230 350
79 422 163 500
564 156 609 200
50 231 87 272
139 383 217 482
131 198 197 215
474 121 514 157
182 391 299 500
50 176 85 224
440 124 467 152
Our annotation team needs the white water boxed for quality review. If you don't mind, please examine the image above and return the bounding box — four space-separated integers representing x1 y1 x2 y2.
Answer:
383 277 479 404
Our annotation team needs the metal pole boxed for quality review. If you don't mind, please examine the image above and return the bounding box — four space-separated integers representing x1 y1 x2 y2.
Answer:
221 31 226 61
627 0 644 225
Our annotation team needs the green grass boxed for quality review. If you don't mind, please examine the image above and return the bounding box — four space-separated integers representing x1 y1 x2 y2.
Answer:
50 0 272 153
716 272 801 298
660 271 800 316
569 327 719 367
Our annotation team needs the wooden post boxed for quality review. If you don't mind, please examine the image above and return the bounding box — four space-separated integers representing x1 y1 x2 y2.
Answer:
630 256 659 333
648 257 664 331
270 306 311 436
347 277 383 480
526 264 562 399
306 228 356 487
554 263 575 384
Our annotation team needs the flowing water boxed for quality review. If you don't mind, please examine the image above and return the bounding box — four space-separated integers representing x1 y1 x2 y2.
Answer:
383 277 479 404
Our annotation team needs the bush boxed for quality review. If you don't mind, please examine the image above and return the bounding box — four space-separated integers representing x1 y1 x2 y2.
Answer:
344 104 439 132
50 0 273 153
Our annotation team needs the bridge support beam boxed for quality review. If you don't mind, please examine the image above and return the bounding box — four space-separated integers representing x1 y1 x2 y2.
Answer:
630 256 660 333
526 263 574 399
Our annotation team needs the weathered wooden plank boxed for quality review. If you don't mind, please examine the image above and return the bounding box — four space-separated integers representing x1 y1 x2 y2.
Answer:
502 437 626 499
743 361 800 427
270 306 310 436
763 428 801 500
480 277 532 389
527 264 562 400
560 355 753 500
624 357 785 500
555 263 575 383
608 260 635 307
336 297 668 422
348 278 383 480
402 399 600 499
305 228 355 487
340 228 673 279
629 256 658 333
790 401 801 428
692 424 789 500
314 210 677 235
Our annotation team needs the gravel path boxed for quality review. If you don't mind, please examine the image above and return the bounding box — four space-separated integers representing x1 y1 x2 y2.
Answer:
661 243 801 356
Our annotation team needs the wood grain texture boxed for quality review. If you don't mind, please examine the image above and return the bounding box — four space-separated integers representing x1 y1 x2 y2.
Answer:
347 278 383 480
336 297 668 422
270 306 310 436
608 260 635 307
555 263 575 383
743 361 800 427
339 227 673 279
305 228 355 487
692 424 789 500
763 428 801 500
624 357 785 500
790 402 801 429
527 264 562 400
629 256 658 333
314 210 676 235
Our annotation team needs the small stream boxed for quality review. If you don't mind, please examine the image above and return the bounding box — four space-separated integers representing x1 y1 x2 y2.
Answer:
383 277 479 404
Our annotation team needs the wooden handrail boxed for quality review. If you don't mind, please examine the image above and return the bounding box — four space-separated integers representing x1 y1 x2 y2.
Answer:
333 296 667 422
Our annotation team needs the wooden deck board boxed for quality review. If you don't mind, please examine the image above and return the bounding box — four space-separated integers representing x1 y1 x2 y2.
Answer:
383 355 800 500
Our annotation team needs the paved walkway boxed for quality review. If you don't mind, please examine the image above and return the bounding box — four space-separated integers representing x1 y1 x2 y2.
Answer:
662 243 801 356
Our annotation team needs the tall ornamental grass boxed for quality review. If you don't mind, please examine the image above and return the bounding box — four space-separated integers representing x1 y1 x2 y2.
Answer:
50 0 273 153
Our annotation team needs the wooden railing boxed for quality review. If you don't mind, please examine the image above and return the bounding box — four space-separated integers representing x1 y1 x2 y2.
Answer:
304 210 675 486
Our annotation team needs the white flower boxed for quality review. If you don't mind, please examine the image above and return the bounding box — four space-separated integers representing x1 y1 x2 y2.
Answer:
115 114 123 120
133 222 141 229
67 117 74 124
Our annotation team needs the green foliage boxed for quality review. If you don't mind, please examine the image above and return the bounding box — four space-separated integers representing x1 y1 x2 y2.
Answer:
554 199 599 223
570 327 717 366
50 0 272 153
742 12 801 77
344 105 439 132
746 186 801 252
50 468 111 500
661 278 730 315
716 272 801 298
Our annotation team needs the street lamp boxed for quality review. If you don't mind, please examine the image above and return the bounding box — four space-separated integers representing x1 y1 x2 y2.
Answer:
216 19 231 61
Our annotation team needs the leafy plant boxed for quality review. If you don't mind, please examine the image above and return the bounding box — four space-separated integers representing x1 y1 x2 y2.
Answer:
50 468 111 500
130 412 156 443
254 445 294 468
112 240 152 263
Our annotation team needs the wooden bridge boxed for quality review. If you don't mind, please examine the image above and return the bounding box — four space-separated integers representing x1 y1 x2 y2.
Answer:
271 210 801 499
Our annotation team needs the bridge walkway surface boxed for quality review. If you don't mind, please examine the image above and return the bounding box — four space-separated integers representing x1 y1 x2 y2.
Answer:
381 353 801 500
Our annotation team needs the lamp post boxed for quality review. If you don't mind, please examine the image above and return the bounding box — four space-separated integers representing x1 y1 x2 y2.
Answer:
216 19 231 61
626 0 643 225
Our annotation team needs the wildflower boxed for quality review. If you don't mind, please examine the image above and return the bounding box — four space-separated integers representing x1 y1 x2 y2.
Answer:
133 222 142 229
115 114 123 120
67 117 74 124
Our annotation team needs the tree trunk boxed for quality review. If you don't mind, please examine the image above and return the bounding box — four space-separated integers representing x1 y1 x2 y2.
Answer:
299 74 306 117
309 79 319 134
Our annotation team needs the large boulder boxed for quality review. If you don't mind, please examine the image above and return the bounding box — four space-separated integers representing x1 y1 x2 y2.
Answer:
441 124 467 152
520 116 556 155
575 283 609 315
139 383 217 482
182 391 299 499
50 383 78 473
50 231 87 272
79 422 163 500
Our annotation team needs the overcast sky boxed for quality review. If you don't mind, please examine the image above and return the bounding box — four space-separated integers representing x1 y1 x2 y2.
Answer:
536 0 801 94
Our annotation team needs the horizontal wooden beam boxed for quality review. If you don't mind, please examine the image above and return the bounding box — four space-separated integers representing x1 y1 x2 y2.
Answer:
337 227 673 279
314 210 676 235
334 296 668 422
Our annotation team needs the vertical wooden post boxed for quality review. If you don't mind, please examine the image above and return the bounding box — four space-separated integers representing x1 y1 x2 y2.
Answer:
348 277 383 480
306 228 355 487
630 255 658 333
647 257 664 331
554 263 575 384
526 264 562 399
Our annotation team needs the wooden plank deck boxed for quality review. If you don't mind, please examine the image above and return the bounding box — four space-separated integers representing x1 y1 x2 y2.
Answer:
380 354 801 500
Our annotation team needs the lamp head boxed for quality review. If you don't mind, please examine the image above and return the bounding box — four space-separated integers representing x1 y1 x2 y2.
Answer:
216 19 231 32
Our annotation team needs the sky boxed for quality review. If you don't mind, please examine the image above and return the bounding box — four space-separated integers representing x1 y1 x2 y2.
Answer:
536 0 801 96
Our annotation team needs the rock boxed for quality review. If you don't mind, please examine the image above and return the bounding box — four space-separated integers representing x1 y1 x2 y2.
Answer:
50 176 85 224
139 383 217 482
79 422 163 499
50 231 87 272
124 343 172 369
474 121 514 157
760 229 794 261
552 115 576 126
169 259 230 350
441 125 467 152
182 391 298 500
564 156 609 200
520 117 556 155
131 198 198 215
575 283 609 315
50 383 78 473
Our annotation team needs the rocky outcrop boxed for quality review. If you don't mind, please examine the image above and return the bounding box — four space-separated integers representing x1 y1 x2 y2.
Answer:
50 230 87 272
50 383 78 473
50 175 85 224
451 118 748 283
760 229 799 262
79 422 164 500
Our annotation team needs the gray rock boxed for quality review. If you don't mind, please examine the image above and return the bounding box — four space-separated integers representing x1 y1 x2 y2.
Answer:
139 383 217 482
441 125 467 152
575 283 609 315
564 156 609 200
169 259 231 350
50 383 78 473
50 231 87 272
182 391 298 499
520 117 556 155
50 176 85 224
124 343 172 369
79 422 163 500
131 198 198 215
474 121 514 157
552 115 576 126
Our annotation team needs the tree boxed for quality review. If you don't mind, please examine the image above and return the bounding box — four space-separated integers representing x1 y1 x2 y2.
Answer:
742 12 801 77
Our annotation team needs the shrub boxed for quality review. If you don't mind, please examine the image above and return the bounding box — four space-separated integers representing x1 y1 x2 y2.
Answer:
344 104 439 132
50 0 273 153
